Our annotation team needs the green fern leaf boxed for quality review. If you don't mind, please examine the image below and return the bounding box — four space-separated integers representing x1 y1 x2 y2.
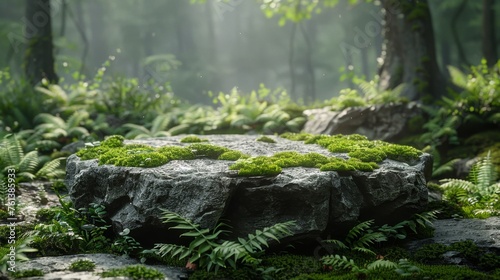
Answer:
66 111 89 129
18 151 40 174
366 259 397 270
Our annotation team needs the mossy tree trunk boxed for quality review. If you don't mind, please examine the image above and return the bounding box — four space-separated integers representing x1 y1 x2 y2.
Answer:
377 0 444 102
24 0 58 85
482 0 497 67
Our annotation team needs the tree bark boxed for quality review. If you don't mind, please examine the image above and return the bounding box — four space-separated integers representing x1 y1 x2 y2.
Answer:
377 0 444 102
24 0 58 85
451 0 469 66
482 0 497 67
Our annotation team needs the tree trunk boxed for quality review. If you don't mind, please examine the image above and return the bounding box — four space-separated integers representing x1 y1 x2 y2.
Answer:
377 0 444 102
24 0 58 85
482 0 497 67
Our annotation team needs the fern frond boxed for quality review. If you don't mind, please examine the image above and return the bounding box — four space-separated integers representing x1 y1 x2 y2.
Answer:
353 246 377 255
17 172 36 181
366 259 397 270
433 158 460 178
34 113 65 128
324 239 349 250
36 158 64 179
476 151 497 190
150 115 172 133
440 179 476 192
66 111 89 129
67 127 90 138
0 135 24 167
154 243 191 260
345 220 374 244
18 150 40 174
352 231 387 251
321 254 358 271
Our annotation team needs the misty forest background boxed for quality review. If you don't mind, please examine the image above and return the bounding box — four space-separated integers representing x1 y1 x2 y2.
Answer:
1 0 499 103
1 1 500 279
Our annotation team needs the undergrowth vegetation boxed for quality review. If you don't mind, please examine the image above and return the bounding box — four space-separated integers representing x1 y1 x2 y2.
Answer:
0 59 499 279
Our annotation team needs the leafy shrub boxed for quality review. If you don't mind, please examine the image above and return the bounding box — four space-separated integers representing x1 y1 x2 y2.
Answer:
100 264 164 279
0 236 37 274
440 151 500 217
33 111 90 144
69 259 96 272
112 228 143 256
421 59 500 151
412 243 448 263
9 269 44 278
0 134 65 182
154 210 295 272
262 254 323 280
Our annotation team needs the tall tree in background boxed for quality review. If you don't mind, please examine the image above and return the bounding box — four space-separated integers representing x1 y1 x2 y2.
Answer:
377 0 444 101
24 0 58 85
482 0 497 67
259 0 445 102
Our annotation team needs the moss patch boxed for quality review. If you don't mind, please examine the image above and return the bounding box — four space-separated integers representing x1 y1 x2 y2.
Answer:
256 135 277 143
180 135 208 143
77 134 422 176
281 133 422 163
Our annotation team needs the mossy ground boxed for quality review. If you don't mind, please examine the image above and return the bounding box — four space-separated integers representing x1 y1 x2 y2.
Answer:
76 134 423 176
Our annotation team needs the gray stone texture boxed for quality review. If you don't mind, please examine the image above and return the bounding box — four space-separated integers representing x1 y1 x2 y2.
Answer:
302 102 422 141
66 135 430 244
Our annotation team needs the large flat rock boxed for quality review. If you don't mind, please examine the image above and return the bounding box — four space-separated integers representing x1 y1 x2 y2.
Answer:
65 135 431 244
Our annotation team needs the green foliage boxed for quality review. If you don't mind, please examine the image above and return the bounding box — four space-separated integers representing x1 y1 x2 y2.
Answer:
34 111 90 144
122 114 172 139
94 76 178 124
324 220 387 257
440 151 500 217
31 197 111 255
163 86 306 135
100 264 164 279
112 228 143 256
421 60 500 150
256 135 277 143
412 243 448 263
154 209 295 272
9 269 44 278
69 259 96 272
261 254 322 280
0 236 38 274
0 70 52 131
292 263 500 279
0 134 65 182
258 0 346 26
413 240 500 272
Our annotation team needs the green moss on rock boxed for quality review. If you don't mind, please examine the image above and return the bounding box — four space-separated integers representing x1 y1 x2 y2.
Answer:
281 133 422 163
188 143 229 158
76 133 420 176
230 156 282 176
180 135 208 143
101 135 125 148
256 135 277 143
218 151 249 161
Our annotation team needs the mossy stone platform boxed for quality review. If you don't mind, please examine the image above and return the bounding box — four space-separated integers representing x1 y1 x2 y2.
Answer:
66 134 432 244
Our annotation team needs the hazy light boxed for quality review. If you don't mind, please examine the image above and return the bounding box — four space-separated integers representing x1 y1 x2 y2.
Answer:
62 62 68 67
